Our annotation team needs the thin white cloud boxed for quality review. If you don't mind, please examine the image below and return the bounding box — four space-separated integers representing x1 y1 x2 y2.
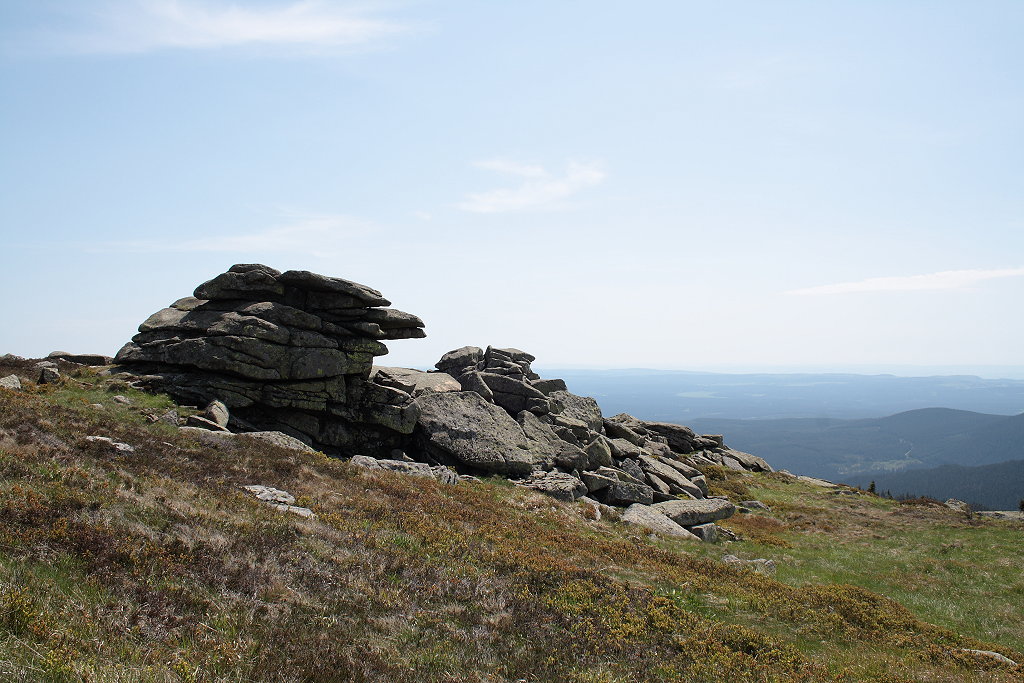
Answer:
35 0 406 54
457 159 607 214
100 214 378 259
787 267 1024 295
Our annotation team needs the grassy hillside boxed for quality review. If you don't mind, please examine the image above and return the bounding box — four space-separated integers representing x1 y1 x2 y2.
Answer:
1 364 1023 681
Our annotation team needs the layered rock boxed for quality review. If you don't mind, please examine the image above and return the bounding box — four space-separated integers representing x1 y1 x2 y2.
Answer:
115 264 425 455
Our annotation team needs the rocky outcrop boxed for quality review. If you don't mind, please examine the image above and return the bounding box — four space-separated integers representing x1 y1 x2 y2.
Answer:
113 265 772 535
114 264 426 456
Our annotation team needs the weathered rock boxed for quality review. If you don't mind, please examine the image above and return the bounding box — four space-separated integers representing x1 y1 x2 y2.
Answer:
236 431 316 453
653 498 736 526
583 436 613 469
84 435 135 453
722 555 776 575
603 419 645 446
372 367 461 397
621 504 699 539
580 470 616 493
350 454 458 484
617 458 647 483
203 400 230 428
608 438 646 459
522 471 587 502
47 351 113 366
0 375 22 391
38 366 60 384
689 475 710 497
687 523 720 542
532 378 567 395
739 500 771 512
721 448 773 472
479 372 549 414
958 649 1018 666
517 411 589 471
454 370 494 402
435 346 483 375
241 484 295 505
660 458 702 479
115 265 424 457
185 415 231 432
722 455 745 471
600 479 655 507
548 390 603 432
638 455 704 498
179 426 236 446
415 391 536 475
637 421 699 454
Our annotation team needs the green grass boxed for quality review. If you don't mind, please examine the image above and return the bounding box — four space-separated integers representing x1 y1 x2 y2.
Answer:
0 360 1021 681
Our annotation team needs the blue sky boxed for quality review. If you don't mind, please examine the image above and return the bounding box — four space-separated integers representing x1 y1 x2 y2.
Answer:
1 1 1022 375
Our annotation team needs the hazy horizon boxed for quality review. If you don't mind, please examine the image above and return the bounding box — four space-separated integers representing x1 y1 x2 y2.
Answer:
2 2 1022 371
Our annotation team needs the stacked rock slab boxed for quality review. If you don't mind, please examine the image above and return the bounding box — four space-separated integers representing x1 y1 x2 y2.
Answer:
114 264 425 455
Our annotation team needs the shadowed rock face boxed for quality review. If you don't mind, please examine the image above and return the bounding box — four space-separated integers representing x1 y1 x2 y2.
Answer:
114 264 426 455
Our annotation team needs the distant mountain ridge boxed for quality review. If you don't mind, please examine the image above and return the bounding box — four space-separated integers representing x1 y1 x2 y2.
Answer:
688 408 1024 508
541 369 1024 421
851 459 1024 510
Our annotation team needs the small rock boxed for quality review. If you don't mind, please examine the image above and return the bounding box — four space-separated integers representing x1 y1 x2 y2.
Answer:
722 554 777 575
158 409 181 426
739 500 771 512
959 649 1017 666
84 435 135 454
112 395 131 405
273 504 316 519
0 375 22 391
621 504 700 540
46 351 113 366
38 366 61 384
653 498 736 526
241 485 296 505
185 415 231 432
88 403 105 410
350 455 459 485
521 471 588 502
944 499 971 513
179 426 236 446
203 400 231 428
236 431 315 453
687 522 720 542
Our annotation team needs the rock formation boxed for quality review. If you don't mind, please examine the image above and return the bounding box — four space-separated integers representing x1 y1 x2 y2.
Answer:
114 263 426 456
114 264 773 537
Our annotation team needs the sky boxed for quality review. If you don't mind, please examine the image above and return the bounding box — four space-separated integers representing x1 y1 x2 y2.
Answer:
1 1 1022 376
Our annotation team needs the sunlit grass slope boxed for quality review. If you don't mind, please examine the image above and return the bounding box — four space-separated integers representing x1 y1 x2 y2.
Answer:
0 362 1021 682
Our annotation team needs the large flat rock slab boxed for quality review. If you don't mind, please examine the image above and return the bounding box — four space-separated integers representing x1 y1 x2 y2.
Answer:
653 498 736 526
415 391 537 475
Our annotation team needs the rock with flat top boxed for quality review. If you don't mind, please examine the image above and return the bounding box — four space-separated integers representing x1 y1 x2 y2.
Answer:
0 375 21 391
522 471 587 502
622 504 700 539
653 498 736 526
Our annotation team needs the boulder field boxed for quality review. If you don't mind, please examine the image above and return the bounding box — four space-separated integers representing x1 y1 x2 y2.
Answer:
111 264 774 539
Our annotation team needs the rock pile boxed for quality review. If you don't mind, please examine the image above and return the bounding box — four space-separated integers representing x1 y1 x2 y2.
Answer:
115 265 775 538
115 264 426 455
